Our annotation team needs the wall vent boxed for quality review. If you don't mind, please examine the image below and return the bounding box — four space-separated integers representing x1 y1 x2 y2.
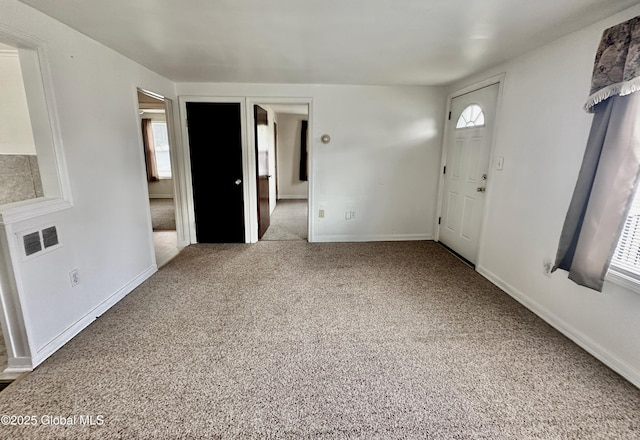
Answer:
42 226 59 248
18 225 61 259
23 232 42 256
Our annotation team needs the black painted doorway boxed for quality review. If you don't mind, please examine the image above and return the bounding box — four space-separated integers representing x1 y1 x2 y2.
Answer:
186 102 245 243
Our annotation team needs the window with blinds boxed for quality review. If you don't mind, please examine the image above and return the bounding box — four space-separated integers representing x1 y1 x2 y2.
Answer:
611 189 640 277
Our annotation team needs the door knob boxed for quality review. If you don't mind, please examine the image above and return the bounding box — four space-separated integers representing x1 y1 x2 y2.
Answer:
476 187 486 193
235 179 242 185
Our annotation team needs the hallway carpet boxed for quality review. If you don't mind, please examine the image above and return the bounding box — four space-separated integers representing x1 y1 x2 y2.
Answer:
261 199 308 241
149 198 176 231
0 241 638 439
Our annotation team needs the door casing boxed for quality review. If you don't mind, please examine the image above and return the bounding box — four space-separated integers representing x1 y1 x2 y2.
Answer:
179 96 249 244
179 96 314 244
436 74 505 268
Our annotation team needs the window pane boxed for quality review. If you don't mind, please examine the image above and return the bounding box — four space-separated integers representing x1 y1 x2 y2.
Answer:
611 188 640 277
151 121 171 179
456 104 485 129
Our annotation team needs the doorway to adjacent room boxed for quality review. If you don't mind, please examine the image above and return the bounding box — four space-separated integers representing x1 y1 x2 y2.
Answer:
253 103 309 242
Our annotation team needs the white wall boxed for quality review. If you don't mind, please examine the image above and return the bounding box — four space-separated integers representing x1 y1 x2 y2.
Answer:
448 4 640 387
0 49 36 155
0 0 176 368
276 113 308 199
177 83 447 242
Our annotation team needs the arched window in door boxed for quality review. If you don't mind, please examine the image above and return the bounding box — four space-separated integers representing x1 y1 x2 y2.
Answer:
456 104 485 128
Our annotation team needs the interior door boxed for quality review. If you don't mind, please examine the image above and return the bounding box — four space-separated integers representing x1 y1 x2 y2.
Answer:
439 83 499 264
254 105 271 239
186 102 245 243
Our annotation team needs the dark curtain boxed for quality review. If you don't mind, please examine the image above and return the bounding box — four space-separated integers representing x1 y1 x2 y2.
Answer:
141 118 159 182
299 120 308 181
553 16 640 291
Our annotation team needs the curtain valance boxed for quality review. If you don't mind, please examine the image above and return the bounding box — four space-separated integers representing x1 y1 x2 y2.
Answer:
586 16 640 112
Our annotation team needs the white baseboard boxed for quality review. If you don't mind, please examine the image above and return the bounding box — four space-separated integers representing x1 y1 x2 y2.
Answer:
6 356 32 372
149 194 174 199
31 265 158 368
477 265 640 390
316 234 433 243
278 195 308 200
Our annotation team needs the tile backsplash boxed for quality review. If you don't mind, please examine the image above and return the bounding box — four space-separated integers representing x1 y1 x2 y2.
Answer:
0 154 44 205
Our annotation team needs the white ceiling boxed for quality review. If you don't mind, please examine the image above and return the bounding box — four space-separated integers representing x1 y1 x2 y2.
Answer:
17 0 639 86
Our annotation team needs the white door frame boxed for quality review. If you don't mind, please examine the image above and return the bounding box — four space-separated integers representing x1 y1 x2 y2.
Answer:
136 89 189 250
245 97 314 243
178 96 249 244
163 97 190 248
435 73 505 268
177 96 314 244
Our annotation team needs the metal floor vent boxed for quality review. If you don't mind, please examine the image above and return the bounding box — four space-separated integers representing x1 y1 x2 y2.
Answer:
21 226 59 258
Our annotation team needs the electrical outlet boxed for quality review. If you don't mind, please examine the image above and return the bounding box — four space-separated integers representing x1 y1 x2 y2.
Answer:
542 259 553 278
69 268 80 287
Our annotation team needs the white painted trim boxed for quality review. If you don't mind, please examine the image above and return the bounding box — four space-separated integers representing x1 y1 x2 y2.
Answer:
477 265 640 389
178 96 248 244
605 269 640 296
148 194 174 199
307 99 316 243
278 195 308 200
31 264 157 368
32 44 73 205
0 198 71 225
0 24 73 206
450 74 507 100
162 97 189 248
316 234 433 243
5 357 31 372
2 222 41 373
435 73 506 264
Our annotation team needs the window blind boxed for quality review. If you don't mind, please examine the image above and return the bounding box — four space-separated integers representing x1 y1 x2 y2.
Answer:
611 188 640 276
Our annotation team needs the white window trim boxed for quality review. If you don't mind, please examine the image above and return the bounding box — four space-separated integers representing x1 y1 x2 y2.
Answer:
606 267 640 295
0 25 73 218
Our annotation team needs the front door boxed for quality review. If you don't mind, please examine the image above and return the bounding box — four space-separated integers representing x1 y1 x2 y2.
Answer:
186 102 245 243
439 83 499 264
254 105 271 239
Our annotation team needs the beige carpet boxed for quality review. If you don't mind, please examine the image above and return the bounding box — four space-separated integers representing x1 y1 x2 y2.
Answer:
0 241 638 439
150 198 176 231
153 230 181 268
261 199 307 241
